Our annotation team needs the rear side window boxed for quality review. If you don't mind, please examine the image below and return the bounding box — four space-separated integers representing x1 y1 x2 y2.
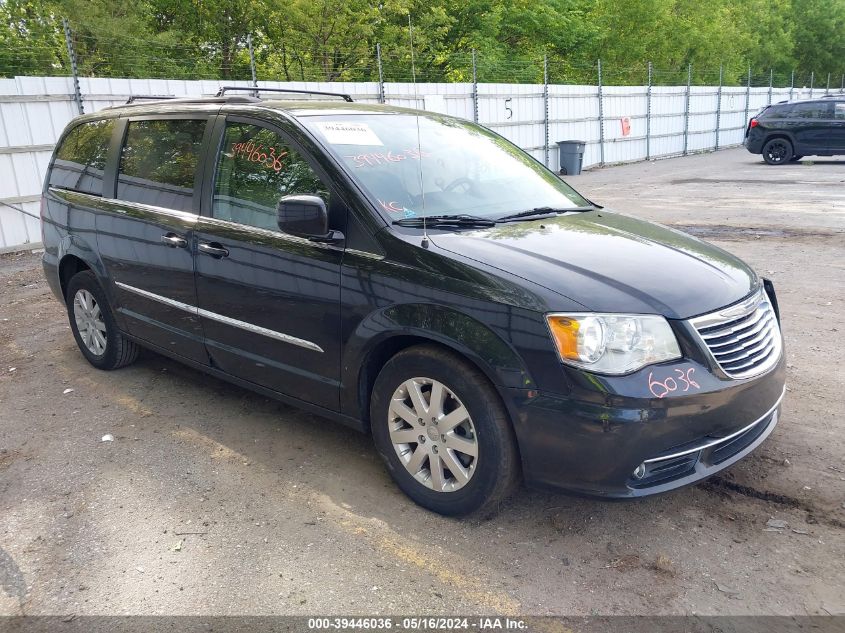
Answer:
50 119 114 195
784 102 832 119
835 103 845 120
212 122 329 232
760 105 783 118
117 119 206 212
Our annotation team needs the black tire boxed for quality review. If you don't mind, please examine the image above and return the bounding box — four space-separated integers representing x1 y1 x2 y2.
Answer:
790 155 803 161
370 345 520 516
66 270 140 370
762 138 793 165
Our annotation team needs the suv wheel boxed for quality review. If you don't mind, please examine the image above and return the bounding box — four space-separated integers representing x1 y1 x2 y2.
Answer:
370 345 520 516
66 270 140 370
762 138 793 165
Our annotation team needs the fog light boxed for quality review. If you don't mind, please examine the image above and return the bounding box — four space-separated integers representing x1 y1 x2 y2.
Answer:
632 463 646 479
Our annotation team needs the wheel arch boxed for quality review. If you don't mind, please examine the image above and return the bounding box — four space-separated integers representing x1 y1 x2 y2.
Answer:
56 235 110 304
58 254 92 302
343 303 536 431
762 133 795 149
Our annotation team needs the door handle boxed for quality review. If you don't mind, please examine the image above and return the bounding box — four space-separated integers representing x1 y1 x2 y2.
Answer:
161 233 188 248
198 242 230 258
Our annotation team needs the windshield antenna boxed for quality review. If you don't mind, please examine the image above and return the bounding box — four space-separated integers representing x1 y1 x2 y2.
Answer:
408 14 429 248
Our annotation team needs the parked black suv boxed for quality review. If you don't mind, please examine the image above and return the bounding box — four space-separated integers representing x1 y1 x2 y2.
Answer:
41 89 786 515
744 96 845 164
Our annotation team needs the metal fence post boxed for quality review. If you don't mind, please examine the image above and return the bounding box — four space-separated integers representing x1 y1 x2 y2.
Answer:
767 68 773 105
790 70 794 101
841 73 844 93
597 59 605 167
62 18 83 115
376 43 385 103
809 71 814 98
743 65 751 126
826 72 831 95
715 64 723 151
247 34 258 95
471 49 478 123
543 54 549 168
646 61 653 160
683 63 691 156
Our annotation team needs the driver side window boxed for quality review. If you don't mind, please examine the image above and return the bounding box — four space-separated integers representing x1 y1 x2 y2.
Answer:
213 122 329 231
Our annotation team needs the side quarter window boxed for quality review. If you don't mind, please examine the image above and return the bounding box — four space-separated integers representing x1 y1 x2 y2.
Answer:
212 122 329 232
835 103 845 121
117 119 207 212
50 119 114 195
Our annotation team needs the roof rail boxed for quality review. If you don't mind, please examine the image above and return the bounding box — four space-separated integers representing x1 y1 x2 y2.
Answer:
215 86 354 102
126 95 177 104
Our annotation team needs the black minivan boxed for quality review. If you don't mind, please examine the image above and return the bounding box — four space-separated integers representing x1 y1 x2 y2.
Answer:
41 89 786 515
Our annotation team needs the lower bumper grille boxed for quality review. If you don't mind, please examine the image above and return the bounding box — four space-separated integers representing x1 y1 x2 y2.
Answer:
629 388 784 489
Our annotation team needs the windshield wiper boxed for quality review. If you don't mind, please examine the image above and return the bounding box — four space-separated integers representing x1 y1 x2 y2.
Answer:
496 205 596 222
392 214 497 228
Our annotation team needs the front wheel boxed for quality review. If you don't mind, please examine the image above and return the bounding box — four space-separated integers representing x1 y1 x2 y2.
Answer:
66 270 140 370
762 138 793 165
370 345 520 516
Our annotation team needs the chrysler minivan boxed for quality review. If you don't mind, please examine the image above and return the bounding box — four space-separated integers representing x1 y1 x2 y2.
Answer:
41 88 786 515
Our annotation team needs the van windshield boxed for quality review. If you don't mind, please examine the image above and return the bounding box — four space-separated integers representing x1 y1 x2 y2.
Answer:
302 113 590 221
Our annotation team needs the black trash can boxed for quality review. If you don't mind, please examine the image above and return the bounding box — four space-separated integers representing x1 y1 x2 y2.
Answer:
556 140 585 175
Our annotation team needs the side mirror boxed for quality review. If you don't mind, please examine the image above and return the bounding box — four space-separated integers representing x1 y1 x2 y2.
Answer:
277 194 328 236
276 195 344 244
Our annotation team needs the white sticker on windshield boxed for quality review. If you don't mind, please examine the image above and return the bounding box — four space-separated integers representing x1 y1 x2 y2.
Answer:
313 121 384 146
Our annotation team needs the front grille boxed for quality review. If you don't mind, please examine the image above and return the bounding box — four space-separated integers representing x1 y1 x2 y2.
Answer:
690 288 782 379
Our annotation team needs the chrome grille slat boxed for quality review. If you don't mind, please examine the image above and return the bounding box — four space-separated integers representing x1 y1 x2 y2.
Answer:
699 308 767 339
689 288 783 379
714 334 774 363
705 313 773 347
721 344 776 372
709 317 774 354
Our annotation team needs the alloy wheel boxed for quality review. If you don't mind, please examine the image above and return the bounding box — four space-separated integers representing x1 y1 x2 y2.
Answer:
73 289 107 356
387 377 478 492
765 141 788 163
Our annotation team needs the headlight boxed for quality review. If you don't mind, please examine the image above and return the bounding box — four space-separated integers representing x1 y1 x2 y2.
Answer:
546 313 681 375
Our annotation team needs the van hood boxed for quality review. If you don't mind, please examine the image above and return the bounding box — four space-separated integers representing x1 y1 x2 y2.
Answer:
428 211 757 319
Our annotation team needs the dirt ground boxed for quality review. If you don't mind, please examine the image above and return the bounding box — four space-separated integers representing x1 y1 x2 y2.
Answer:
0 148 843 617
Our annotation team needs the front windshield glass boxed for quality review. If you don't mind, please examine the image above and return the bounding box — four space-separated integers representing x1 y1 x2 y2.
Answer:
302 113 590 221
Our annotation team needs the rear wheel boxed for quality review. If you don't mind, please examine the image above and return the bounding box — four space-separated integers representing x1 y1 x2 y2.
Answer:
370 345 520 516
66 270 140 370
762 138 793 165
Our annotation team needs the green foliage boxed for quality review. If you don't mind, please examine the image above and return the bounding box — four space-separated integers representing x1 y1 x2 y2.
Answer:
1 0 843 84
0 0 66 76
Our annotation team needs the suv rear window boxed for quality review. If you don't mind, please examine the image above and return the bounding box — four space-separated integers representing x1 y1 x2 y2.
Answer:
50 119 114 195
117 119 206 212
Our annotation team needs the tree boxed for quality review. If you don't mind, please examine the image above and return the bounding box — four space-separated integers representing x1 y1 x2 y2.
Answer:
790 0 845 80
0 0 66 77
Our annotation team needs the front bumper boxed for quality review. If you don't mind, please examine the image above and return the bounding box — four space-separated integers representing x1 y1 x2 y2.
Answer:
505 353 786 498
